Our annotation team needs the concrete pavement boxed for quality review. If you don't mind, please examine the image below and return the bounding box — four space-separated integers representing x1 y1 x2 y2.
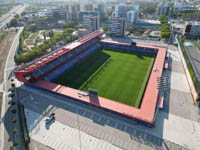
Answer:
17 85 189 150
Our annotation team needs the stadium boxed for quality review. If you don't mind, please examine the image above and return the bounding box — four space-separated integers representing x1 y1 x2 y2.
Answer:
14 31 167 126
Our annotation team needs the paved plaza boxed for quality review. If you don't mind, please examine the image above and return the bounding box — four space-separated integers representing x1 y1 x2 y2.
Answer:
16 41 200 150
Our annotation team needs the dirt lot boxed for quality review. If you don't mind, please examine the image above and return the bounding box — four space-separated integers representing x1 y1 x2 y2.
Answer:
0 30 17 83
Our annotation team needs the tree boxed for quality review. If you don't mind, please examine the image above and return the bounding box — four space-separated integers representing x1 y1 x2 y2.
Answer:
9 18 19 27
63 21 76 29
103 26 108 32
161 32 170 39
159 15 168 24
51 30 54 37
15 28 77 65
43 32 46 40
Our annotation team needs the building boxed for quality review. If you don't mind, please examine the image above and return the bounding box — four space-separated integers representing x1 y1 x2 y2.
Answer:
69 4 80 23
127 10 138 24
108 17 125 36
79 11 99 23
51 6 69 19
184 22 200 38
83 15 100 32
174 2 196 13
72 28 91 37
114 3 139 24
97 4 107 20
84 3 94 11
157 2 173 17
136 19 161 29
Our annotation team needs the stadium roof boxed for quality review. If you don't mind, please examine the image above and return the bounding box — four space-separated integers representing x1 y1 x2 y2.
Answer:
16 31 103 73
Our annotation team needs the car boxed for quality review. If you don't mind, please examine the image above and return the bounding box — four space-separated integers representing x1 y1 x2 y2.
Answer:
45 116 55 124
49 112 55 118
8 91 14 97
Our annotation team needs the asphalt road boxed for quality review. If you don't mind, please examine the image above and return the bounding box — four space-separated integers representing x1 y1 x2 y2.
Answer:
0 5 26 29
1 27 23 150
184 46 200 83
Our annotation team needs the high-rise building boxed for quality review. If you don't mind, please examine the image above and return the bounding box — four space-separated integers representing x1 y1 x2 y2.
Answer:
69 4 80 22
79 11 99 23
83 15 100 32
127 10 137 24
184 22 200 38
84 3 94 11
157 2 173 17
108 17 126 37
97 4 107 20
114 3 139 24
51 6 69 19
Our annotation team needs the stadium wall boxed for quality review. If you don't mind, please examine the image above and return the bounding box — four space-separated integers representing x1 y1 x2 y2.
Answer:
100 41 157 54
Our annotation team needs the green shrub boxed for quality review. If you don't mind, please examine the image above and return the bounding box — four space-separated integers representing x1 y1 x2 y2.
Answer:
12 119 16 123
11 109 16 114
13 128 17 134
11 101 16 105
13 141 18 146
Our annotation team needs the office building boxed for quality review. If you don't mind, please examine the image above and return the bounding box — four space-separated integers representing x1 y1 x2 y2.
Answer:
127 10 137 24
114 3 139 24
157 2 173 17
79 11 99 23
97 4 107 20
83 15 100 32
108 17 125 36
184 22 200 38
69 4 80 22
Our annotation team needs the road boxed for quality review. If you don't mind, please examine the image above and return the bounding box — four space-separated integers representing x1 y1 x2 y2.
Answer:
0 4 26 149
0 27 24 150
184 45 200 87
0 5 26 29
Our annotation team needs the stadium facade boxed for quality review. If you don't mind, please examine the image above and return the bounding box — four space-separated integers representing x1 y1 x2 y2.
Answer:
15 31 167 126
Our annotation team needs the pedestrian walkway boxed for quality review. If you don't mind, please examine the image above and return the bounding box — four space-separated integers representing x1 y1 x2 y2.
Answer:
25 108 123 150
0 83 3 92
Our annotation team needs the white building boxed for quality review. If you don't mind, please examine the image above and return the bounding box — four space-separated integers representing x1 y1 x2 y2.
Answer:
174 2 196 12
83 15 100 32
108 17 126 37
114 3 139 24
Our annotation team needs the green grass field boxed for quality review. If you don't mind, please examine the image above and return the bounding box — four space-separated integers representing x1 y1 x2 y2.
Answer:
53 48 155 108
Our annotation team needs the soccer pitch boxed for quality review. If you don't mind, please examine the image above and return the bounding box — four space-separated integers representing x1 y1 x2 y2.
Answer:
53 48 155 108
